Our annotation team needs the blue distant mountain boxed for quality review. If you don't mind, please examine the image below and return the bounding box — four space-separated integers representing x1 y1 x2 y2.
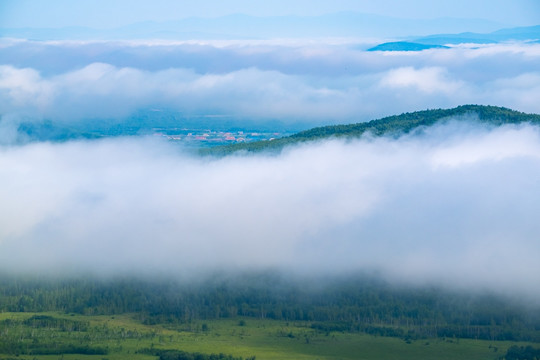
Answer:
0 12 504 40
367 42 450 51
413 25 540 45
365 25 540 51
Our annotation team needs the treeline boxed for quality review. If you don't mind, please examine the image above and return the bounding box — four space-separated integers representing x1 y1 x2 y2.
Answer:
504 345 540 360
21 314 89 331
0 316 100 355
139 348 255 360
0 339 107 357
0 313 156 356
201 105 540 155
1 272 539 342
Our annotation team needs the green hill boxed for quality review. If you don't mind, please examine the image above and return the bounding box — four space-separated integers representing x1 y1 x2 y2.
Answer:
200 105 540 156
367 41 450 51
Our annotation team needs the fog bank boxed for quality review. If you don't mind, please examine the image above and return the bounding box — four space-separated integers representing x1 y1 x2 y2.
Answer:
1 121 540 297
1 41 540 132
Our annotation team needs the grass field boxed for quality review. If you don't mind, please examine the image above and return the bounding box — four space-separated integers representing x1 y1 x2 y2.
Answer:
0 312 534 360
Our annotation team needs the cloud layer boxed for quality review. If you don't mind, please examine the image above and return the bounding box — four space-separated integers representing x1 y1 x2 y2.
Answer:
1 122 540 297
1 37 540 298
1 40 540 131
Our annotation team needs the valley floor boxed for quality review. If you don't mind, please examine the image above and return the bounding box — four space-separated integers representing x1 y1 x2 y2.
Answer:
0 312 534 360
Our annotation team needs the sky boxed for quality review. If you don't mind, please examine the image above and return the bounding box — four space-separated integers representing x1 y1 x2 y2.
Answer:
1 1 540 299
1 0 539 28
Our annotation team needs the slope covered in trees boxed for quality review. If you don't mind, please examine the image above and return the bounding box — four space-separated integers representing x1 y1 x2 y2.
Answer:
201 105 540 155
1 272 539 342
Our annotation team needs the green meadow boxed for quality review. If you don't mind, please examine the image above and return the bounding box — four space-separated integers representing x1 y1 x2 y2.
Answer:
0 312 531 360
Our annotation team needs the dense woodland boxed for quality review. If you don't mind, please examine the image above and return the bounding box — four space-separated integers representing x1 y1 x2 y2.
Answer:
1 272 539 343
201 105 540 155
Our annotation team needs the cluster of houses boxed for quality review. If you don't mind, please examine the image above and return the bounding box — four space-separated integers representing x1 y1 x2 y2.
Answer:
155 129 282 146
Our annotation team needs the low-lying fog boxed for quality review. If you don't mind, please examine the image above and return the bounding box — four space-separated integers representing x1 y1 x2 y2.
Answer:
1 120 540 298
2 37 540 299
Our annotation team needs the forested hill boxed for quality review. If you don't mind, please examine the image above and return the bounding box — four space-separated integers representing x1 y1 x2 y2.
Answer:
201 105 540 155
1 273 540 342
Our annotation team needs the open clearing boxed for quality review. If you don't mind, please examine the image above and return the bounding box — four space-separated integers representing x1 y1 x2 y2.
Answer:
0 312 533 360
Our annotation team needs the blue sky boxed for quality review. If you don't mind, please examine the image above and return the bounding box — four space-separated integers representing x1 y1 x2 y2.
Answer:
1 0 539 28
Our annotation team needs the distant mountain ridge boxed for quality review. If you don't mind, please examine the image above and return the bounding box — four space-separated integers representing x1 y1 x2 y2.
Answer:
201 105 540 155
367 42 450 51
0 12 504 40
416 24 540 45
367 25 540 51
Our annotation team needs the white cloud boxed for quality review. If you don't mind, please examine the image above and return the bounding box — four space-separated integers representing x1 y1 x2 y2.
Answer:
0 64 366 122
0 65 54 110
430 122 540 168
379 66 464 94
0 41 539 131
1 123 540 297
1 38 540 296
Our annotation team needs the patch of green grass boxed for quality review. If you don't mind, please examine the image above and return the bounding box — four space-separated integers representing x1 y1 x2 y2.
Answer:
0 313 535 360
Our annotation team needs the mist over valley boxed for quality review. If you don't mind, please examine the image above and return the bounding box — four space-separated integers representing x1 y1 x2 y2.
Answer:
1 1 540 359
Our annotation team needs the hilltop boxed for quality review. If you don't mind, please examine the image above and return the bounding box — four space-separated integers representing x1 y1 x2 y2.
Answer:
366 25 540 51
200 105 540 155
367 41 450 51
